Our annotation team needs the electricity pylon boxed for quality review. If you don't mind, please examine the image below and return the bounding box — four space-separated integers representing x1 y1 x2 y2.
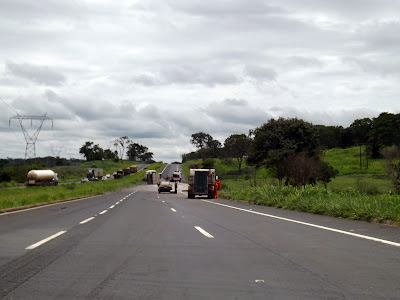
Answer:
9 113 53 161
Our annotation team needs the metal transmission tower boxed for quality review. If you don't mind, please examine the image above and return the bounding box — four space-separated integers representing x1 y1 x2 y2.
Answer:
9 113 53 160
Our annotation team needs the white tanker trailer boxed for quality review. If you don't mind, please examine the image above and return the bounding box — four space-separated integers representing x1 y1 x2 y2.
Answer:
26 170 59 187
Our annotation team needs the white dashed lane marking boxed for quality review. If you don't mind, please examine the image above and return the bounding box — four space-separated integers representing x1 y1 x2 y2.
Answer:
195 226 214 239
170 208 177 212
26 231 67 250
80 217 95 224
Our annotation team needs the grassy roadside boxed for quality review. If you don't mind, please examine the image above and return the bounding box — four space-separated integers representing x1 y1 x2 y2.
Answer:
182 153 400 225
220 180 400 224
0 163 165 212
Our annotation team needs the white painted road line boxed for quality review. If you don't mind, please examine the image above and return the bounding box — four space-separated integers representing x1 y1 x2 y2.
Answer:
80 217 95 224
170 208 177 212
109 205 115 209
203 200 400 248
195 226 214 238
26 231 67 250
99 210 107 215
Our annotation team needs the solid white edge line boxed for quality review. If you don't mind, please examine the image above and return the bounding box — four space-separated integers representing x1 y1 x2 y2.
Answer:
80 216 95 224
161 164 168 174
99 210 107 215
170 208 177 212
26 231 67 249
195 226 214 238
202 200 400 248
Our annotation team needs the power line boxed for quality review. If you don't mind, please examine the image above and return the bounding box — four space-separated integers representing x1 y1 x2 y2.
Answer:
0 96 18 115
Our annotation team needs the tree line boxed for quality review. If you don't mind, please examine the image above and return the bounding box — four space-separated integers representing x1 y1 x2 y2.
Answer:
182 112 400 189
79 136 154 162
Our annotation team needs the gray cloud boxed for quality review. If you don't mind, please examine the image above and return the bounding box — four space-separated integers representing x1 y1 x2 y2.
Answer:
1 0 400 162
6 61 66 86
245 65 277 81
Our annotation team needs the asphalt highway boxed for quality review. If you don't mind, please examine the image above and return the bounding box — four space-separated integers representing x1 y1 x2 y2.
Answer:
0 170 399 299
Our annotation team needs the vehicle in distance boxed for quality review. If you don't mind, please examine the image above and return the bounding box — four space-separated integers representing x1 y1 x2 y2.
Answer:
26 170 59 187
87 168 103 181
158 181 172 193
172 171 182 182
113 170 124 179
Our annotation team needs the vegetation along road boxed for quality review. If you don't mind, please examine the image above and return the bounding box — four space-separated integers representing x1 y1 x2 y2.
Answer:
1 170 399 299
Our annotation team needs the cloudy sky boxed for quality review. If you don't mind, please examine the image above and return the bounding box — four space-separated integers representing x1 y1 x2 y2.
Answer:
1 0 399 162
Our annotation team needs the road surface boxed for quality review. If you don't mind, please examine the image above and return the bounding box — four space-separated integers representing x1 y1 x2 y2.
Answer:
161 163 185 182
0 166 399 299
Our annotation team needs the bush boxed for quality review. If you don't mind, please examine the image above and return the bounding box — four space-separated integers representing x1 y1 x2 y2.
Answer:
202 158 215 169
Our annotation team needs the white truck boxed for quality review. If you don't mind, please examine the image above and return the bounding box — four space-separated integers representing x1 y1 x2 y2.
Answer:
172 171 182 182
26 170 59 187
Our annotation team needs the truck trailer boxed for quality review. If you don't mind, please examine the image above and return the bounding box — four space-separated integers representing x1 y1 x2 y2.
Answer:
26 170 59 187
187 169 216 198
146 170 161 185
87 168 103 181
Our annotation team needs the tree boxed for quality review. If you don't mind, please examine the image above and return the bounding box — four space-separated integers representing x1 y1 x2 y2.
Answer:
113 136 132 160
247 117 319 169
224 134 252 172
79 141 94 161
382 146 400 194
127 143 148 161
349 118 373 169
315 125 343 149
79 141 104 161
317 161 339 189
282 153 320 187
103 149 117 160
190 132 212 149
140 152 154 162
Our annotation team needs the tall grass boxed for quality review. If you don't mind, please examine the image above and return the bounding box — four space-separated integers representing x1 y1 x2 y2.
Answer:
0 162 165 211
221 180 400 223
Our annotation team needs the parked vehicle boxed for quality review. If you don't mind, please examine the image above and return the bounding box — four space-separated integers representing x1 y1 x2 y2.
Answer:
187 169 216 198
87 168 103 181
26 170 58 187
158 181 172 193
113 170 124 179
123 168 131 176
130 165 138 173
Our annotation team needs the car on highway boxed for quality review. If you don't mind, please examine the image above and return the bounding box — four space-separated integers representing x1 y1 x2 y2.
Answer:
158 181 172 193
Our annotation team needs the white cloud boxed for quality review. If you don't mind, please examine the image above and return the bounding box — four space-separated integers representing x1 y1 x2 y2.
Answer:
1 0 399 162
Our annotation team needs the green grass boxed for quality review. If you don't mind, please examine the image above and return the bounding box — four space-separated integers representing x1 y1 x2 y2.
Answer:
220 180 400 223
322 146 386 175
182 151 400 224
0 162 165 211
